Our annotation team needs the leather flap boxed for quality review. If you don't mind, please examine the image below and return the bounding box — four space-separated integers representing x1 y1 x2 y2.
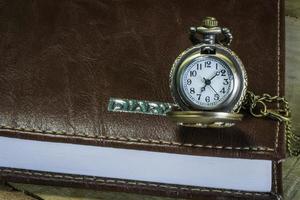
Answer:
0 0 285 160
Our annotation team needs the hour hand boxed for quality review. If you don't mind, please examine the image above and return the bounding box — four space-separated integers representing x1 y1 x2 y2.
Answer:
198 75 205 83
200 87 205 92
200 77 208 92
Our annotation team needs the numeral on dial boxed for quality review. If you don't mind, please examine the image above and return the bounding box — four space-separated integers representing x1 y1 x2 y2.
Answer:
190 70 197 77
190 88 195 94
205 61 211 68
205 96 210 102
196 63 202 70
187 79 192 85
214 94 220 100
220 87 226 94
221 69 226 76
223 79 229 85
197 94 201 100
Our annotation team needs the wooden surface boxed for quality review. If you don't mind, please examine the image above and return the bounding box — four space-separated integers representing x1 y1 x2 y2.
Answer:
1 1 300 199
283 1 300 199
282 11 300 200
0 183 36 200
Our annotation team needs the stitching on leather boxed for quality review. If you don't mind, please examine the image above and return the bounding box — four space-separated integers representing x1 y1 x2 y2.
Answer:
0 125 275 152
275 0 281 151
0 168 273 197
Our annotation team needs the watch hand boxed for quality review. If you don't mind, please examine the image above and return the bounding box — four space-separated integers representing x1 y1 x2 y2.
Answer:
196 77 207 94
201 77 209 91
198 75 205 83
203 77 211 87
208 71 220 81
200 86 206 93
208 85 218 95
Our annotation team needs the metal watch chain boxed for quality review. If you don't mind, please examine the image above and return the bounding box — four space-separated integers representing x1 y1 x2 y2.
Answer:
243 91 300 156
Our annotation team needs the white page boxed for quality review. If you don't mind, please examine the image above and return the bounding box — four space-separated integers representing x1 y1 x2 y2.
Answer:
0 136 272 192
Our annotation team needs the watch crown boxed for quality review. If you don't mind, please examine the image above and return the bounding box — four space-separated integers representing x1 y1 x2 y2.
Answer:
202 17 218 28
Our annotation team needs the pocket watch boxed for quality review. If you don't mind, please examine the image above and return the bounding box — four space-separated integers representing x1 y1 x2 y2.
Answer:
168 17 247 127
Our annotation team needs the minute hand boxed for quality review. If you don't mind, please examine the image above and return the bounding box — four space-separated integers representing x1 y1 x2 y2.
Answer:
208 85 218 95
209 71 220 81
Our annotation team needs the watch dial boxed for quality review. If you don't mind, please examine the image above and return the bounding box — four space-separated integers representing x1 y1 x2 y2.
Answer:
181 57 234 109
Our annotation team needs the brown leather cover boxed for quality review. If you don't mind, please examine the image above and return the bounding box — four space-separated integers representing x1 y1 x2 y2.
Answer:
0 0 285 199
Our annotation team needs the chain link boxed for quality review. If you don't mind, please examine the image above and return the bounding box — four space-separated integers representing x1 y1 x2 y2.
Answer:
243 91 300 156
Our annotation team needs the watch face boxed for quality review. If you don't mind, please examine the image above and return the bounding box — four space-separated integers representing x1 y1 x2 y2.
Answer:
180 56 234 109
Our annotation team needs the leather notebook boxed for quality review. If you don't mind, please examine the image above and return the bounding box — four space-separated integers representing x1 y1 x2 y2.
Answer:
0 0 285 199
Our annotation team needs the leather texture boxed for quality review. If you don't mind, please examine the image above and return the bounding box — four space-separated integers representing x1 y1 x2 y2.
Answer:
0 0 285 199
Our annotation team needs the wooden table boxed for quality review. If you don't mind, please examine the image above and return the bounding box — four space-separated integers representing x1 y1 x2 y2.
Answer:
1 0 300 199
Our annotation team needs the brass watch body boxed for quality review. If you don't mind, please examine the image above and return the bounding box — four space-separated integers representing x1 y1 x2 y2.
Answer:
169 17 247 113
